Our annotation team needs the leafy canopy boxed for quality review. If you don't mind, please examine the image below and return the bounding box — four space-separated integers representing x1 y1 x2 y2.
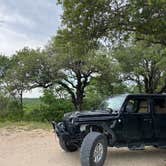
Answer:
113 42 166 93
58 0 166 45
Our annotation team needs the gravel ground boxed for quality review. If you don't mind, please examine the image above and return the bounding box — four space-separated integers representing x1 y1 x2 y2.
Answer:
0 129 166 166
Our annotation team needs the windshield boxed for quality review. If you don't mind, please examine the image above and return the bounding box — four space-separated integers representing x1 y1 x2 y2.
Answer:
99 95 127 113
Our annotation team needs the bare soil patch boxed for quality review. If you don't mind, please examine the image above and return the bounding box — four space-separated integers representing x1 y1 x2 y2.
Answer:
0 128 166 166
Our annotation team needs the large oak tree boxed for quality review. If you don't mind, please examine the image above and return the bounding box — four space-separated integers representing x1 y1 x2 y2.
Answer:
48 29 114 111
58 0 166 46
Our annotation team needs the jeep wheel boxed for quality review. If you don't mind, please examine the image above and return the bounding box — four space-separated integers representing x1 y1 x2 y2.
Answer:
80 132 107 166
59 138 78 152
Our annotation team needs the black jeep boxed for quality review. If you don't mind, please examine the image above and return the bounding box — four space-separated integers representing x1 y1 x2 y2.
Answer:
52 94 166 166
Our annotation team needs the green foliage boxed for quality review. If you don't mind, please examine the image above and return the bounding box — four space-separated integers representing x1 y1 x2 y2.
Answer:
23 98 41 112
82 88 103 110
39 90 74 122
0 0 166 122
0 95 23 121
113 42 166 93
48 29 116 111
8 47 56 90
0 55 10 80
58 0 166 45
23 90 74 122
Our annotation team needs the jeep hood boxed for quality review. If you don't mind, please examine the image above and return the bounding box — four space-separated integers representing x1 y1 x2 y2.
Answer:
64 110 116 120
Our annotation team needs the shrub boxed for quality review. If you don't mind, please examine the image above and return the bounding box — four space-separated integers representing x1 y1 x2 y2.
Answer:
0 95 23 121
24 90 74 122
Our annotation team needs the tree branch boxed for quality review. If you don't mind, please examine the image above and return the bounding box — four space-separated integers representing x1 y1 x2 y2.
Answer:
64 78 76 88
56 80 76 103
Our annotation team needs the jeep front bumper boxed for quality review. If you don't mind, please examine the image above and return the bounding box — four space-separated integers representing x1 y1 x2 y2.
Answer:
52 121 71 143
52 121 82 148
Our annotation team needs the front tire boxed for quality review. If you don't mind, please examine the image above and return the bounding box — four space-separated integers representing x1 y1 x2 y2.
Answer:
80 132 107 166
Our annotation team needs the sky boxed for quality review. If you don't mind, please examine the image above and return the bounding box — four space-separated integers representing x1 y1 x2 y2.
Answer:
0 0 62 97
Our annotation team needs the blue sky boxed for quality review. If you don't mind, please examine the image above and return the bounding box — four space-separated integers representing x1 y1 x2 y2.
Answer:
0 0 62 97
0 0 62 56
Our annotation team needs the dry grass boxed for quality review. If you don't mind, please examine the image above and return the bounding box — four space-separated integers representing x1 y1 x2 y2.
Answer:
0 121 51 131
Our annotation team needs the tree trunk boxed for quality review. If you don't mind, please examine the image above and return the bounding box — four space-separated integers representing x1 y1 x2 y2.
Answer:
75 93 84 111
57 69 91 111
20 91 23 111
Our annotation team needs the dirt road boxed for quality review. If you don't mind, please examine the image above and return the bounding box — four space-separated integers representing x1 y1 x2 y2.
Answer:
0 129 166 166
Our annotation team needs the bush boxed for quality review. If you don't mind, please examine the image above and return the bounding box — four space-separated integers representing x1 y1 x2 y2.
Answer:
0 95 23 121
24 90 74 122
0 88 105 123
83 98 102 110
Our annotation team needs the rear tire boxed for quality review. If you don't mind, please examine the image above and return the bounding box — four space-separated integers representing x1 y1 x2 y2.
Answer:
80 132 107 166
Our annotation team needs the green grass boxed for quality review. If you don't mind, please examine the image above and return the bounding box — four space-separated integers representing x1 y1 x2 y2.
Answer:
23 98 41 105
0 121 51 130
23 98 41 112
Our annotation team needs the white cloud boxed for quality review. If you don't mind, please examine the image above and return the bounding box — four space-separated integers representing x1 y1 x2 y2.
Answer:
0 25 45 56
0 4 36 29
0 0 62 97
0 4 45 56
0 0 62 56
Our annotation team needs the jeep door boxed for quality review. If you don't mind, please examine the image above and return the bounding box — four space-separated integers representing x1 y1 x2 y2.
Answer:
121 97 153 142
152 96 166 139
